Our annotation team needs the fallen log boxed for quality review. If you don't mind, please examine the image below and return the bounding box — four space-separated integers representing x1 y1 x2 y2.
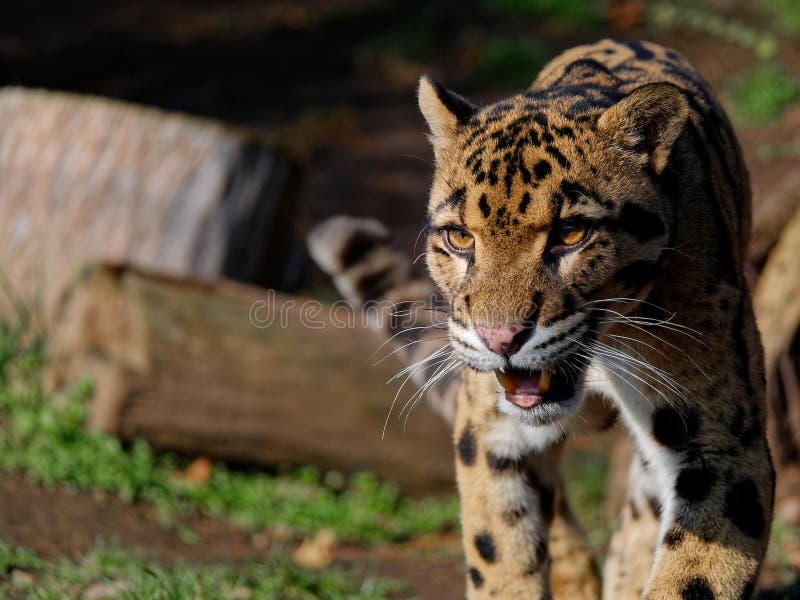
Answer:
754 203 800 521
0 87 301 320
45 263 455 495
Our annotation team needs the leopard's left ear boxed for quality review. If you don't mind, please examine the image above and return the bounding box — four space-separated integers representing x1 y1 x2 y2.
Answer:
418 75 477 158
597 82 689 174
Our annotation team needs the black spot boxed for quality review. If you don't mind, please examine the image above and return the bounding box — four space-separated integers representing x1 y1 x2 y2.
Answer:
652 407 699 448
533 112 548 127
457 426 476 466
519 192 531 214
676 466 716 502
479 194 491 218
533 159 552 180
468 567 484 589
474 532 497 563
554 126 575 139
724 479 765 539
622 40 655 61
545 146 571 169
618 203 666 242
539 485 555 523
681 576 715 600
432 246 450 258
487 452 523 472
663 526 684 548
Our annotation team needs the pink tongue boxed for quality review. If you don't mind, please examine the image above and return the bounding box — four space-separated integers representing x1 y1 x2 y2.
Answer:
495 369 549 408
510 372 540 394
506 392 542 408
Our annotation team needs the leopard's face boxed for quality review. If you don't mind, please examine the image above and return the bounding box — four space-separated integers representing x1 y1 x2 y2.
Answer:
420 78 687 427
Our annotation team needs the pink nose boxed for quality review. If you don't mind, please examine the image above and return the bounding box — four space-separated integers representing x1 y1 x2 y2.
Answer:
476 324 526 356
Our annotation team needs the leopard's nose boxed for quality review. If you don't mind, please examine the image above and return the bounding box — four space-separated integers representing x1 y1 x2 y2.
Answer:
476 324 532 356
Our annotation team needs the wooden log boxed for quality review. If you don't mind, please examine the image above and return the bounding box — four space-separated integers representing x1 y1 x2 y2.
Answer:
750 170 800 270
0 87 301 320
754 203 800 521
45 263 455 495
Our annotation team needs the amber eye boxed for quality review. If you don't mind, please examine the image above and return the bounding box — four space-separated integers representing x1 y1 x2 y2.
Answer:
556 222 589 248
443 228 475 253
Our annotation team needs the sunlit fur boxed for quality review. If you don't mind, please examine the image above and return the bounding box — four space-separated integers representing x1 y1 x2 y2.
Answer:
310 39 773 600
418 39 772 600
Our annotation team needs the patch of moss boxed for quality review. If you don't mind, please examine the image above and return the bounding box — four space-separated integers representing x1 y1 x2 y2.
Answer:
729 63 800 125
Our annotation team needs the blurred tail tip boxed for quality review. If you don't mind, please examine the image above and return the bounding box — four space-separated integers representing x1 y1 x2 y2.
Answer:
307 215 391 275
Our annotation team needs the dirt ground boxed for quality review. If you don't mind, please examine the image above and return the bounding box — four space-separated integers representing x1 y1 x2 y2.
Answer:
0 475 465 599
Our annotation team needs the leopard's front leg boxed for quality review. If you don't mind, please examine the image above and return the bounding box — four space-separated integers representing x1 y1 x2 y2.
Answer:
454 372 600 600
639 404 774 600
596 287 776 600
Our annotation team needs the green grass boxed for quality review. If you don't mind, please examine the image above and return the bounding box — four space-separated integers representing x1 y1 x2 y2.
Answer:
483 0 602 27
472 38 550 90
562 449 611 549
0 325 458 545
0 539 398 600
729 63 800 125
357 6 441 61
764 0 800 37
649 2 778 60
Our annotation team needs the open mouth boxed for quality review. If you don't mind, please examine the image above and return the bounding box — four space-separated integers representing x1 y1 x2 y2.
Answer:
494 366 576 409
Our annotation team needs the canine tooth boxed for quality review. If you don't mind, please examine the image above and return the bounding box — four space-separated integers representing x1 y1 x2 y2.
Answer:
539 369 552 393
495 370 515 392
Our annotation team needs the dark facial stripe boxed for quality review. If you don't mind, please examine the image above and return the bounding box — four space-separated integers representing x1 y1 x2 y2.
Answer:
479 194 491 218
433 187 467 214
560 180 614 210
519 191 532 214
545 146 571 169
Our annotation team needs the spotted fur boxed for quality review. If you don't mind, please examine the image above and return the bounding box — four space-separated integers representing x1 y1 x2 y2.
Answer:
309 39 773 600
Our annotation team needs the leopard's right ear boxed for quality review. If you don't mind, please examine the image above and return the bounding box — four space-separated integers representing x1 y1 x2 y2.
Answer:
418 75 476 157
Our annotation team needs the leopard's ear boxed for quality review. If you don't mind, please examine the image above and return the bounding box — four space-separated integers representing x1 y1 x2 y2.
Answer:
418 75 476 157
597 82 689 174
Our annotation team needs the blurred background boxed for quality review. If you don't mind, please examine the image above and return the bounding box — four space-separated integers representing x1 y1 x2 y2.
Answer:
1 1 800 598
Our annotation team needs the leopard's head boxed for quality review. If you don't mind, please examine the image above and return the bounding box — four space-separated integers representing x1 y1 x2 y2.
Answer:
419 75 689 426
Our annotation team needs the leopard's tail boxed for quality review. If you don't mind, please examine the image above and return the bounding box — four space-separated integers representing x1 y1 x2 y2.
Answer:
307 216 457 425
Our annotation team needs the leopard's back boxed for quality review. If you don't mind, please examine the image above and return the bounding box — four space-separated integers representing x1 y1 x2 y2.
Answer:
533 39 750 264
